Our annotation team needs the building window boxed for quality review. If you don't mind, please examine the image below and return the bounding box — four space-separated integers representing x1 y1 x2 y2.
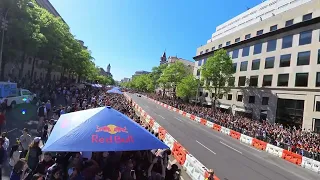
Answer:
267 39 277 52
316 102 320 112
262 97 269 105
228 77 235 86
212 47 215 51
198 60 202 66
245 34 251 40
282 35 293 49
295 73 309 87
299 30 312 45
196 69 200 76
277 74 289 86
249 96 255 104
238 76 246 86
242 46 250 57
227 94 232 100
256 30 263 36
253 43 262 54
218 44 222 48
251 59 260 70
316 72 320 87
232 49 239 59
200 51 203 55
232 63 237 72
203 58 207 65
240 61 248 71
226 41 231 46
237 95 243 102
302 13 312 21
205 49 209 53
249 76 258 87
285 19 294 27
279 54 291 67
270 25 277 31
318 49 320 64
297 51 310 66
262 75 272 86
265 57 275 69
235 37 240 43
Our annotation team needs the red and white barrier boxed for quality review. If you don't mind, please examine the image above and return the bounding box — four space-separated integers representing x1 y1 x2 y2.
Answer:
143 95 320 174
123 93 219 180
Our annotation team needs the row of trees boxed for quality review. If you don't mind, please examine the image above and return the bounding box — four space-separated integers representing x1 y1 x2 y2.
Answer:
0 0 114 84
122 49 234 104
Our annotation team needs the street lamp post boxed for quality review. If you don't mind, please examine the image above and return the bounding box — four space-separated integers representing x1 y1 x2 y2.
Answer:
0 2 34 76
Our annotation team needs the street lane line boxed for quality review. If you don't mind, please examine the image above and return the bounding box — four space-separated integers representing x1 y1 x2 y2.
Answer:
220 141 242 154
175 117 183 122
158 115 165 119
196 140 216 155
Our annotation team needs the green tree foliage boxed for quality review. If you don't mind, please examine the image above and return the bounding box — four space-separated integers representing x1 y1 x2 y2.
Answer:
0 0 115 83
130 74 154 92
201 49 234 107
158 61 190 95
176 75 199 100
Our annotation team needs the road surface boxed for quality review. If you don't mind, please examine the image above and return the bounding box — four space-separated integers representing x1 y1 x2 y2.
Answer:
128 93 319 180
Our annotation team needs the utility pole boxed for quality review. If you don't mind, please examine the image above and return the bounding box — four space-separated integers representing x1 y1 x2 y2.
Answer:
0 9 9 76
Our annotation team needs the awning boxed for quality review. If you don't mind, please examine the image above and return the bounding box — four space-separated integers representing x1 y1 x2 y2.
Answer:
219 104 230 109
234 107 252 113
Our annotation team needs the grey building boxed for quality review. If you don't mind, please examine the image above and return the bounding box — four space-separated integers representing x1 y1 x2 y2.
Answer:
193 0 320 131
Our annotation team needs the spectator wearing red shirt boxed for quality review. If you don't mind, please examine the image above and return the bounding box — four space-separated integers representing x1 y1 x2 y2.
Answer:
0 111 5 133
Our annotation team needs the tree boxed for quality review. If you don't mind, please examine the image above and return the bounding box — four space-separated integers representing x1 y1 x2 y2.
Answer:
201 49 234 108
176 75 199 100
150 64 167 88
158 61 189 97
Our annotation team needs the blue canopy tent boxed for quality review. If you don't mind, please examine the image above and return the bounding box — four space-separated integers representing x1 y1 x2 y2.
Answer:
107 88 123 94
42 106 168 152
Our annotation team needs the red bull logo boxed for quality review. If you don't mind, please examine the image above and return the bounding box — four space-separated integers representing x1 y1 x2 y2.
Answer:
92 124 134 144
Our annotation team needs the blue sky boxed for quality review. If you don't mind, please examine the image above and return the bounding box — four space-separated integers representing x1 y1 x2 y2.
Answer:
50 0 261 81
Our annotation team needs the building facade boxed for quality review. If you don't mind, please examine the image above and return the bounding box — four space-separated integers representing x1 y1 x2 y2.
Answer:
167 56 194 73
193 0 320 131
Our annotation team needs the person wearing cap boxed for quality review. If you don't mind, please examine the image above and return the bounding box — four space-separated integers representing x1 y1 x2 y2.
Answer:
26 137 42 171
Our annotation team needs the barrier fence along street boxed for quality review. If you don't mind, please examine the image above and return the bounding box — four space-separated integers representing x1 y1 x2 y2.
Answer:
133 94 320 175
124 93 218 180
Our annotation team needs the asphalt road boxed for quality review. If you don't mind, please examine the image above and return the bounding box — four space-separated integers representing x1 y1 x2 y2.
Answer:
128 93 320 180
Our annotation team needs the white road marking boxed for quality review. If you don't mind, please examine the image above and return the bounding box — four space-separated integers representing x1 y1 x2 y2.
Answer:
158 115 165 119
220 141 242 154
175 117 183 122
196 140 216 155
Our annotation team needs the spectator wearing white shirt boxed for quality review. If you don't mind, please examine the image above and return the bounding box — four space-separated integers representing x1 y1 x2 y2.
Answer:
19 128 32 157
2 132 9 151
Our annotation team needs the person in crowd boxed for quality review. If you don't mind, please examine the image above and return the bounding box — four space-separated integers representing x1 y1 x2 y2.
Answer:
26 137 42 171
19 128 33 157
2 132 9 150
37 102 47 133
0 137 5 177
34 152 55 175
0 110 6 133
9 144 21 167
205 169 215 180
46 100 52 117
9 158 31 180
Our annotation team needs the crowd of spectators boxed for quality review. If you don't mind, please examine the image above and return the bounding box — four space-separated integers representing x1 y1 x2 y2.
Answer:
1 85 183 180
148 94 320 162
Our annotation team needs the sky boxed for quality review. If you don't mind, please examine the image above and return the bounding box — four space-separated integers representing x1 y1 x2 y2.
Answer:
50 0 262 81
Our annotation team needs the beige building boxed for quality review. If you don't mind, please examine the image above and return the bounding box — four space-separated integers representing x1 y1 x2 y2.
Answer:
193 0 320 131
168 56 194 73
